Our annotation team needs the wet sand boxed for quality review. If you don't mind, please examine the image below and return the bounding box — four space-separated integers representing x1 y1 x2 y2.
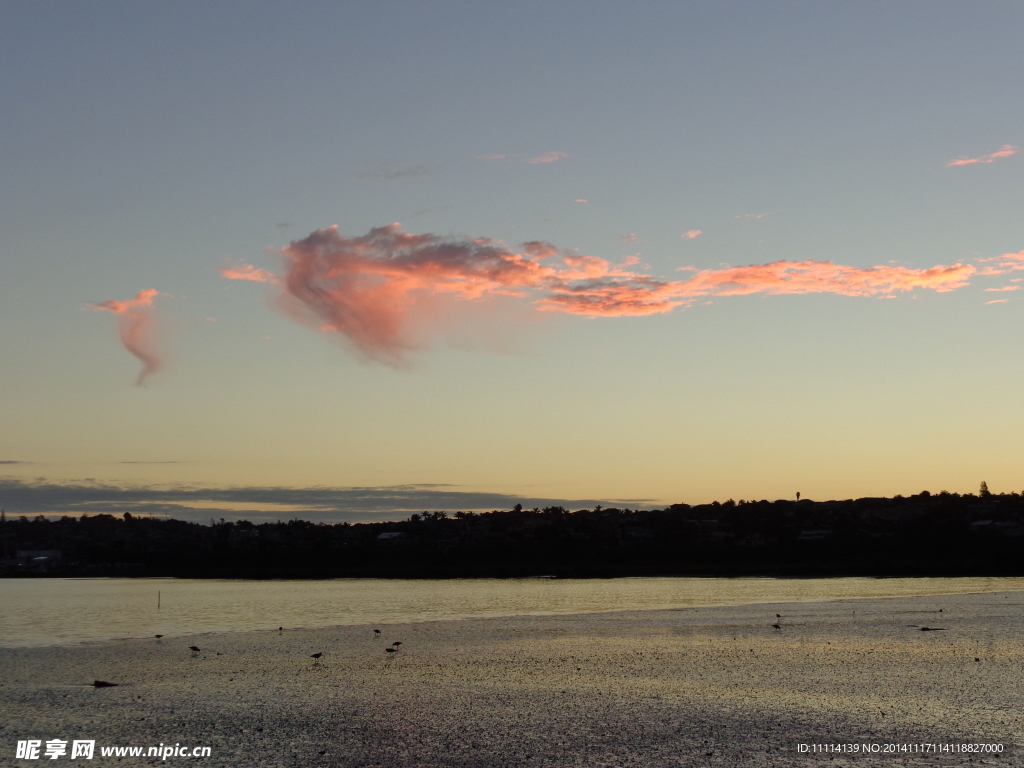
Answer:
3 591 1022 767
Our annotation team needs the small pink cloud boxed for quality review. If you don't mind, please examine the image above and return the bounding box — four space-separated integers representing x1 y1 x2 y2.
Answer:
735 213 768 220
619 234 637 242
87 289 163 385
682 230 702 239
975 250 1024 276
983 285 1021 292
575 199 588 203
986 299 1009 304
946 144 1017 167
220 262 280 284
527 151 568 165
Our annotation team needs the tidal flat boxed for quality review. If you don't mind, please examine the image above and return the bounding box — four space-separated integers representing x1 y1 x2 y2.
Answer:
3 592 1021 767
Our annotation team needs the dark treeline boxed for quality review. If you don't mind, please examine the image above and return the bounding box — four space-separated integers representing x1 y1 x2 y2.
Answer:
3 487 1024 578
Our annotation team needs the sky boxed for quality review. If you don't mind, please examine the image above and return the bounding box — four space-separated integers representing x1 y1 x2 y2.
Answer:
2 1 1023 522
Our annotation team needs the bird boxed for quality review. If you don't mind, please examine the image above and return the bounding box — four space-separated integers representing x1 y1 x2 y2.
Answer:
310 652 323 665
278 627 283 632
771 624 781 630
189 646 201 657
385 647 398 654
920 627 946 632
154 635 163 641
373 629 381 639
391 641 402 647
93 680 118 688
776 614 781 619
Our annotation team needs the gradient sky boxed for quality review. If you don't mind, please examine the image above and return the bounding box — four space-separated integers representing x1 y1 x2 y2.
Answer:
2 1 1023 521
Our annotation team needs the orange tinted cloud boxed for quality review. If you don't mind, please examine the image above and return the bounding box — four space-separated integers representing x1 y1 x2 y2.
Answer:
88 289 162 385
682 230 702 239
223 224 981 363
946 144 1017 167
975 249 1024 276
219 262 280 284
984 285 1021 292
527 151 568 164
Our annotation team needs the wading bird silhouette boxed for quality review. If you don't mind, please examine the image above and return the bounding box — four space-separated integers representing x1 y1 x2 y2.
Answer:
311 652 323 665
189 646 201 657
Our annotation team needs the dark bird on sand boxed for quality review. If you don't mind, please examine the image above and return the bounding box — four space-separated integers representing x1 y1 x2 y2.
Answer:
385 647 398 654
392 641 402 647
373 629 381 638
189 646 201 656
920 627 946 632
776 614 781 618
311 652 323 664
771 624 781 630
93 680 118 688
155 634 163 639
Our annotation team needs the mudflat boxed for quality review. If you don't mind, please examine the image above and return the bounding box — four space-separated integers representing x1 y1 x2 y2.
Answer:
3 591 1021 767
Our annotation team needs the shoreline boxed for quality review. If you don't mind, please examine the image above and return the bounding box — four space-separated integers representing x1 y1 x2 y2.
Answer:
4 591 1022 766
5 575 1024 651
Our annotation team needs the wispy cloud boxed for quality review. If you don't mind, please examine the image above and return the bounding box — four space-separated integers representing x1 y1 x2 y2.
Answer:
0 477 639 524
357 165 439 180
983 285 1021 292
975 249 1024 276
86 289 163 385
527 151 568 165
0 460 30 465
946 144 1017 167
682 230 703 239
619 234 637 242
735 213 768 220
220 262 280 284
575 199 588 203
475 154 507 162
985 299 1009 305
223 223 980 364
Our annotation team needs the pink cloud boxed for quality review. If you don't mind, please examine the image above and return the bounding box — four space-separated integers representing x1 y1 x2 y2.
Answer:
984 285 1021 292
975 249 1024 276
575 199 588 203
735 213 768 220
986 299 1009 305
682 230 703 239
946 144 1017 167
87 289 162 385
222 223 986 364
527 151 568 165
619 234 637 242
219 262 280 284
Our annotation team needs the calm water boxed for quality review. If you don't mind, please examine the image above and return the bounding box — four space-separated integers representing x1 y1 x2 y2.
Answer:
2 576 1023 648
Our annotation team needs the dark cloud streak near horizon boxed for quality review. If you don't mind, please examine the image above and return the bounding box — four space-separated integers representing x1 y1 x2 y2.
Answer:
0 477 647 524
